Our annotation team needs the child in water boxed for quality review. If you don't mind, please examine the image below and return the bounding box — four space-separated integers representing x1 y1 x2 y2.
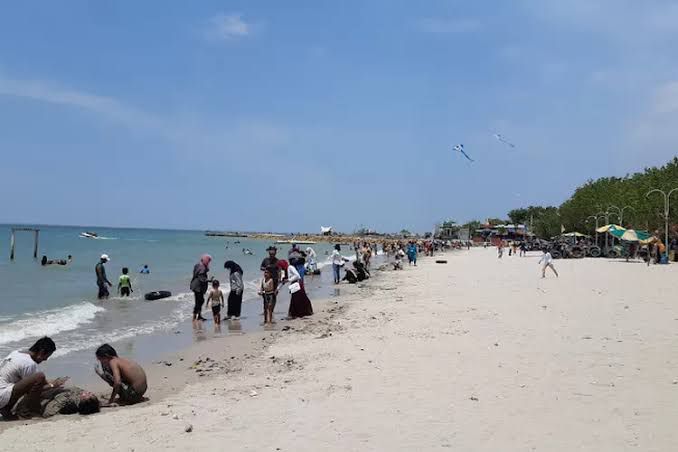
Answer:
258 269 276 324
206 280 224 325
118 268 133 297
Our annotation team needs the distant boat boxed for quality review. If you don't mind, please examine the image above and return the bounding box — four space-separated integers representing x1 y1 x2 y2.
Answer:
79 231 98 239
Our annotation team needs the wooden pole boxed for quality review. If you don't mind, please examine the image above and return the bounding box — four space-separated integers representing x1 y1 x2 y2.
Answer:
10 229 15 260
33 229 39 259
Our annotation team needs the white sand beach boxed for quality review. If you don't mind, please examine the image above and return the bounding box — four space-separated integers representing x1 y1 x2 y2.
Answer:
2 248 678 451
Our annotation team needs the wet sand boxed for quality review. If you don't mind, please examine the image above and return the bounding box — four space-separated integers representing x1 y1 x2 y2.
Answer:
3 248 678 451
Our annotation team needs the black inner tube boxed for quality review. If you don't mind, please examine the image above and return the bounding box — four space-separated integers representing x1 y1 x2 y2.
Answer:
144 290 172 301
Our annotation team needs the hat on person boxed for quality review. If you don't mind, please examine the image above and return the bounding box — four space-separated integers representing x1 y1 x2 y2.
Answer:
101 254 110 262
266 246 277 252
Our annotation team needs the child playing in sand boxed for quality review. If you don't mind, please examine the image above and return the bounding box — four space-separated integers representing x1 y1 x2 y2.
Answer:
206 280 225 325
258 269 276 324
95 344 147 405
118 267 133 297
539 249 559 278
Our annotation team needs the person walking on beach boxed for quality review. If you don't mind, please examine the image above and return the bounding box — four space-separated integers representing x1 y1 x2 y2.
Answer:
190 254 211 321
497 242 504 259
407 241 418 266
118 267 133 297
0 337 65 419
95 254 112 299
95 344 147 405
331 244 344 284
258 269 276 324
539 249 559 278
279 259 313 318
206 280 225 325
224 261 244 320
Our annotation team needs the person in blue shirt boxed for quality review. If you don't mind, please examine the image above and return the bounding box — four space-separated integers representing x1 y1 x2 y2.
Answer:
407 242 418 266
139 265 150 274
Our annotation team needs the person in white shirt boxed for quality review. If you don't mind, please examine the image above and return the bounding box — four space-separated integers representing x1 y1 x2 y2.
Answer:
0 337 66 419
331 244 345 284
538 249 559 278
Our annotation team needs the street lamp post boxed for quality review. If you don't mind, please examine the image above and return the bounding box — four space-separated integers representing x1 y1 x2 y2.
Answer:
586 215 601 246
646 188 678 251
605 210 620 252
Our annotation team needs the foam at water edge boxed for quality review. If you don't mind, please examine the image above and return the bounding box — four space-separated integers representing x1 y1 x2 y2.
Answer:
49 296 194 358
0 302 105 346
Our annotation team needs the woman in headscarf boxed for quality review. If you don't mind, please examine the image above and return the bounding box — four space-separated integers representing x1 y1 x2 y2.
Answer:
287 244 307 282
278 259 313 319
190 254 211 321
224 261 244 320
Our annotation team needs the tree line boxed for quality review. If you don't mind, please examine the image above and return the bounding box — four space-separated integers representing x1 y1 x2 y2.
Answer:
460 157 678 240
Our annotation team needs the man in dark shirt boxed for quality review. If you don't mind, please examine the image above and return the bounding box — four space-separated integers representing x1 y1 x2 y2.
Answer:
95 254 112 300
260 247 280 288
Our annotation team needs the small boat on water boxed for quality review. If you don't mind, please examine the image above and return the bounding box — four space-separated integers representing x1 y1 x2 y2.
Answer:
79 231 99 239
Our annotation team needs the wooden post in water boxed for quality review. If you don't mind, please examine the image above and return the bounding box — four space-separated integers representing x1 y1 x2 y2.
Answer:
33 229 39 259
9 227 40 260
10 229 15 260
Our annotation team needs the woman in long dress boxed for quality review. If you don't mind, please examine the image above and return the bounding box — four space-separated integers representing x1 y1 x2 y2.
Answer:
190 254 211 321
224 261 244 320
278 259 313 318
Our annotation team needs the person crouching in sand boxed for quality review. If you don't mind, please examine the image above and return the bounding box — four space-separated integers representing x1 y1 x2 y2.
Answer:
95 344 147 406
258 269 276 324
539 249 559 278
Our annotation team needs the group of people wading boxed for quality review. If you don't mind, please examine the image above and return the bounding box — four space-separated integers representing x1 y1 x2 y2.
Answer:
189 245 313 326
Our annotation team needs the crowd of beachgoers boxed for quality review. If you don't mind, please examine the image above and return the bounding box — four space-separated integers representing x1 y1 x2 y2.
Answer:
0 238 451 422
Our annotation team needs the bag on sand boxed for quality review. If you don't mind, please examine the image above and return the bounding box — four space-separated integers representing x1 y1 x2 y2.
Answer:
288 282 301 294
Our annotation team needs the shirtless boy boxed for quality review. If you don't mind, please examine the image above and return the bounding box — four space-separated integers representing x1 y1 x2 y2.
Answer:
95 344 147 405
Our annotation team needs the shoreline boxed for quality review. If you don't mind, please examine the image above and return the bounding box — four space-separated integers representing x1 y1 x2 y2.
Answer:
7 248 676 450
0 256 383 432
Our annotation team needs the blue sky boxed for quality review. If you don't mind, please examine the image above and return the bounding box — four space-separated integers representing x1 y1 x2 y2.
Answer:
1 1 678 233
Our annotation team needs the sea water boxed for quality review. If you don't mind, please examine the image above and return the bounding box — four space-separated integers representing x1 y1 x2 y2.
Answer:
0 224 348 385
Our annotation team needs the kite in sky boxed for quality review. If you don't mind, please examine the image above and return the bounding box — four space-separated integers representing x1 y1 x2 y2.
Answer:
493 133 515 148
452 144 474 162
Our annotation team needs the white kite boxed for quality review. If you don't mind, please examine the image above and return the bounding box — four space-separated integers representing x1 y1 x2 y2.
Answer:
493 133 515 148
452 144 474 162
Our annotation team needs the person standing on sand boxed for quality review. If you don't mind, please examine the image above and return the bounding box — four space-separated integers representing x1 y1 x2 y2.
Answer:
497 243 504 259
95 344 147 405
95 254 112 299
224 261 244 320
539 249 559 278
190 254 211 321
258 269 277 324
260 246 280 309
279 259 313 318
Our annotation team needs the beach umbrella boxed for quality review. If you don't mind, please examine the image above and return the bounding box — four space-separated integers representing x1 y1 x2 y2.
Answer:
596 224 624 233
608 228 651 242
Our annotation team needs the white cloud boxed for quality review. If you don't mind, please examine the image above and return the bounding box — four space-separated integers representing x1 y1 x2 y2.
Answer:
206 13 252 41
0 75 293 161
0 75 162 131
416 18 480 34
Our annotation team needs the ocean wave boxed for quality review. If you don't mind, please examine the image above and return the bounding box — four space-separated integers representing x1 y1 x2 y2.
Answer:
50 297 194 358
0 302 105 346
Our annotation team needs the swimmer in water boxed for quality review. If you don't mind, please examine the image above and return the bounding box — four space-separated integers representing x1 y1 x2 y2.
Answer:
41 255 73 266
